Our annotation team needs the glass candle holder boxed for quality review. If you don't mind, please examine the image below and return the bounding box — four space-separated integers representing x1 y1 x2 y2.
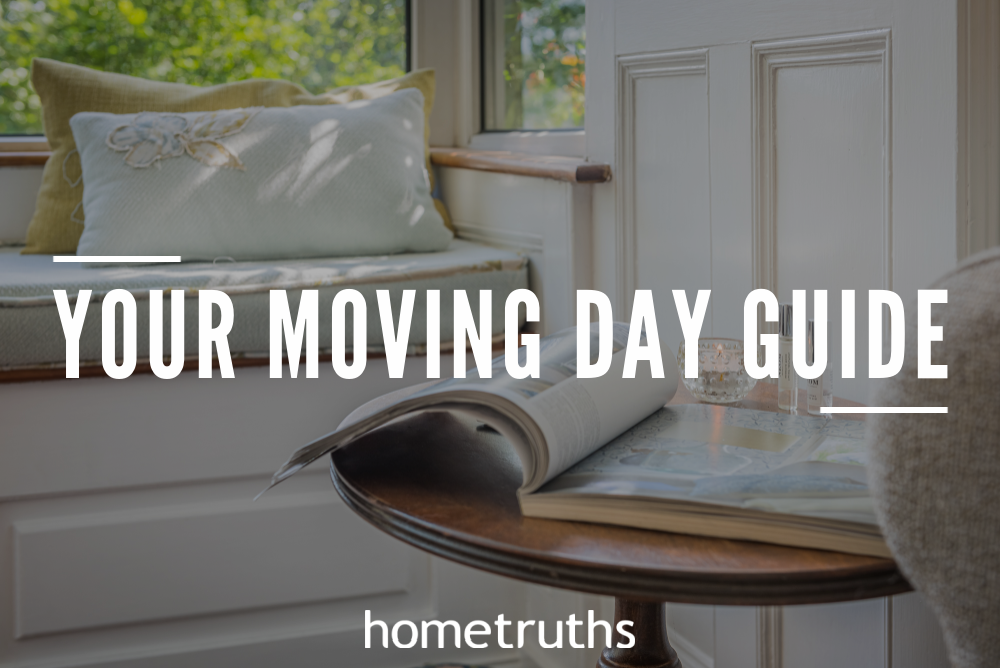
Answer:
676 338 757 404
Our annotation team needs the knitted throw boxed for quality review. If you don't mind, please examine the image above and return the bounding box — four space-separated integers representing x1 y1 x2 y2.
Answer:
868 247 1000 668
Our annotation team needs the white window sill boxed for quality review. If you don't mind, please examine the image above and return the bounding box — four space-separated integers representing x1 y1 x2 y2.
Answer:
468 130 586 158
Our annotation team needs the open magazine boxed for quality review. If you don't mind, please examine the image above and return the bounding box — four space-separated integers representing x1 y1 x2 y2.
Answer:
264 324 889 558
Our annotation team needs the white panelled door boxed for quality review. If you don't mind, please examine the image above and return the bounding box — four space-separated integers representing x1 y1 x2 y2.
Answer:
587 1 961 666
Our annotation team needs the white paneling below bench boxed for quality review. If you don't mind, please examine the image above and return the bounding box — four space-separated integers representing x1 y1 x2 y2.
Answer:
13 488 410 638
0 356 525 668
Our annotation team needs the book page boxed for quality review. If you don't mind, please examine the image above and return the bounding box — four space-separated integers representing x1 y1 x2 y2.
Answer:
401 323 679 490
266 323 678 494
529 405 875 525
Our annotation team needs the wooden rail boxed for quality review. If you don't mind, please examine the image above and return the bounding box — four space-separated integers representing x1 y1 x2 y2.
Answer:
0 152 49 167
2 147 613 183
429 147 611 183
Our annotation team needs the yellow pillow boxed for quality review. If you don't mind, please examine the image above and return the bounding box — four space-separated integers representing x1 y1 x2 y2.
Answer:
24 58 451 254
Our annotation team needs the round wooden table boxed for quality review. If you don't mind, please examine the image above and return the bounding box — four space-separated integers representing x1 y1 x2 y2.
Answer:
330 383 910 668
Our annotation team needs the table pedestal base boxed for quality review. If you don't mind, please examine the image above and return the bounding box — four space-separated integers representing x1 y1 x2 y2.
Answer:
597 598 681 668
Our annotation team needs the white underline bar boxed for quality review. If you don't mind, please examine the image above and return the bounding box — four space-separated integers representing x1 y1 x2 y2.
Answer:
821 407 948 414
53 256 182 263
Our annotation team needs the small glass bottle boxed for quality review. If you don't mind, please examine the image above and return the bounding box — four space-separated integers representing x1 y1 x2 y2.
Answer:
806 318 834 416
778 303 797 411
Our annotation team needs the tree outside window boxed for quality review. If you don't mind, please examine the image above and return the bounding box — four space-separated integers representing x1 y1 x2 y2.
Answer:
482 0 585 131
0 0 408 134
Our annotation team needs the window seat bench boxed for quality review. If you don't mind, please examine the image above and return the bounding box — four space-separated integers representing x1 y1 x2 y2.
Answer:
0 239 528 380
0 149 592 668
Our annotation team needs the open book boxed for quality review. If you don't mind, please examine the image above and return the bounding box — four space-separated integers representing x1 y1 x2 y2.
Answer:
265 324 889 558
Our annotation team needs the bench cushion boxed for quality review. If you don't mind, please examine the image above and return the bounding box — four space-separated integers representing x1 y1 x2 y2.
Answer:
0 239 527 371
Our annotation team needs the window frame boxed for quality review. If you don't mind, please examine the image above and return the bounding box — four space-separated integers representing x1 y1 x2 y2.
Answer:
0 0 586 158
476 0 585 155
411 0 585 157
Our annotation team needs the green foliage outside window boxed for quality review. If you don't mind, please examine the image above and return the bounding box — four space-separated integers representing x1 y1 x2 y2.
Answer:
487 0 584 130
0 0 407 134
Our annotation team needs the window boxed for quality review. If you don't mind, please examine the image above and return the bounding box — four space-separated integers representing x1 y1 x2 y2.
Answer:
481 0 584 132
0 0 409 135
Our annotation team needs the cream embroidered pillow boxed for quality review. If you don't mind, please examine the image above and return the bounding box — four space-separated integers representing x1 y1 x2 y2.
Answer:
69 89 452 262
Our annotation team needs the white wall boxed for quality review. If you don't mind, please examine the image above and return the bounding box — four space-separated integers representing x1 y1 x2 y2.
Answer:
586 0 966 666
588 0 961 405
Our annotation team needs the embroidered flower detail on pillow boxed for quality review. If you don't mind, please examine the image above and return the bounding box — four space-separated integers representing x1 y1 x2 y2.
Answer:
106 108 261 170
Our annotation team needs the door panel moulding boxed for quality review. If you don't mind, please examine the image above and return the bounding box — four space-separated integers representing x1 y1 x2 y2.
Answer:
752 29 893 296
616 48 709 313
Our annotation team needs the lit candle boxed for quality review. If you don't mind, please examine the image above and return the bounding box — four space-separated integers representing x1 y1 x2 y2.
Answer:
678 338 757 404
